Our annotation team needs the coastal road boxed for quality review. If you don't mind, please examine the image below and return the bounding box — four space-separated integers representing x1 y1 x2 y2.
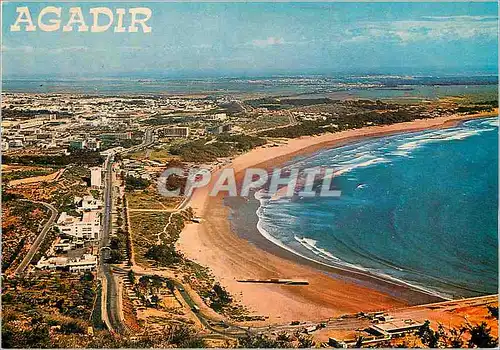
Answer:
112 265 250 338
14 200 58 275
99 155 127 334
99 126 157 333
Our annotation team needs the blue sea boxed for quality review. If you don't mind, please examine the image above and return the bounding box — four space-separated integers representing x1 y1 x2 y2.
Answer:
2 75 498 101
255 118 498 299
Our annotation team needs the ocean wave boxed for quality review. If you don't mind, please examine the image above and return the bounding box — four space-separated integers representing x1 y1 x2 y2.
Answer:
250 117 498 300
287 117 497 170
464 117 498 128
294 235 341 261
389 150 414 157
334 157 389 177
395 127 490 156
254 192 451 299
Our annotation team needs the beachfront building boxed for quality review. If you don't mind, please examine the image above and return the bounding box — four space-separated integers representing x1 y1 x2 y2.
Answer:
368 319 424 337
56 211 101 241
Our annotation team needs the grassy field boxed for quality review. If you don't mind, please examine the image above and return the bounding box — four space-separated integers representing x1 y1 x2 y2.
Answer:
126 191 182 210
129 211 171 266
128 143 182 163
240 114 290 131
3 168 54 182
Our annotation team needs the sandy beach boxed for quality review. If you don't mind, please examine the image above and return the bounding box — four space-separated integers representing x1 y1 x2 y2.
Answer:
177 111 497 325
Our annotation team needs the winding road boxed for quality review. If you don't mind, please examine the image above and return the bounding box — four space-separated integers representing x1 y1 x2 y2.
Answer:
14 200 58 275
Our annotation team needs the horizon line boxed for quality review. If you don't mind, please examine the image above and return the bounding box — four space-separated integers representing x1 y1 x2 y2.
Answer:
2 0 497 3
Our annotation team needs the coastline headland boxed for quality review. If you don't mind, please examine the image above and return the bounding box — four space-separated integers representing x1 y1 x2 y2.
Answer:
177 110 497 325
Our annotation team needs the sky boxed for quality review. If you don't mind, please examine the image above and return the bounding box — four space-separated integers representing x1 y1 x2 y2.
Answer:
2 1 498 78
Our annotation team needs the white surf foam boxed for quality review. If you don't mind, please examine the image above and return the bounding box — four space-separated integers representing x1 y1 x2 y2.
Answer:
254 192 451 300
334 157 388 176
249 116 496 300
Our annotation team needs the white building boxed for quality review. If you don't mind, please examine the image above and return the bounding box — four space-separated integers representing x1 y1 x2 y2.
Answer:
8 139 23 148
54 239 74 253
158 126 190 138
90 167 102 188
57 211 101 240
205 113 227 121
75 195 103 212
68 254 98 272
100 146 125 157
36 256 68 270
36 254 97 272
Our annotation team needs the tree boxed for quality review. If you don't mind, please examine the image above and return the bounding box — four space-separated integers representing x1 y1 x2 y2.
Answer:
180 336 206 348
2 323 51 348
355 335 364 348
468 322 498 348
210 300 224 312
163 324 205 348
108 249 124 263
164 278 175 293
60 320 86 334
125 176 150 191
448 327 466 348
150 295 160 307
487 305 498 320
165 174 187 195
418 320 498 349
80 271 94 282
238 333 281 348
139 276 151 289
150 275 163 291
109 237 121 250
297 334 315 348
213 283 232 304
276 332 291 343
127 270 136 285
417 320 442 348
145 244 182 266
